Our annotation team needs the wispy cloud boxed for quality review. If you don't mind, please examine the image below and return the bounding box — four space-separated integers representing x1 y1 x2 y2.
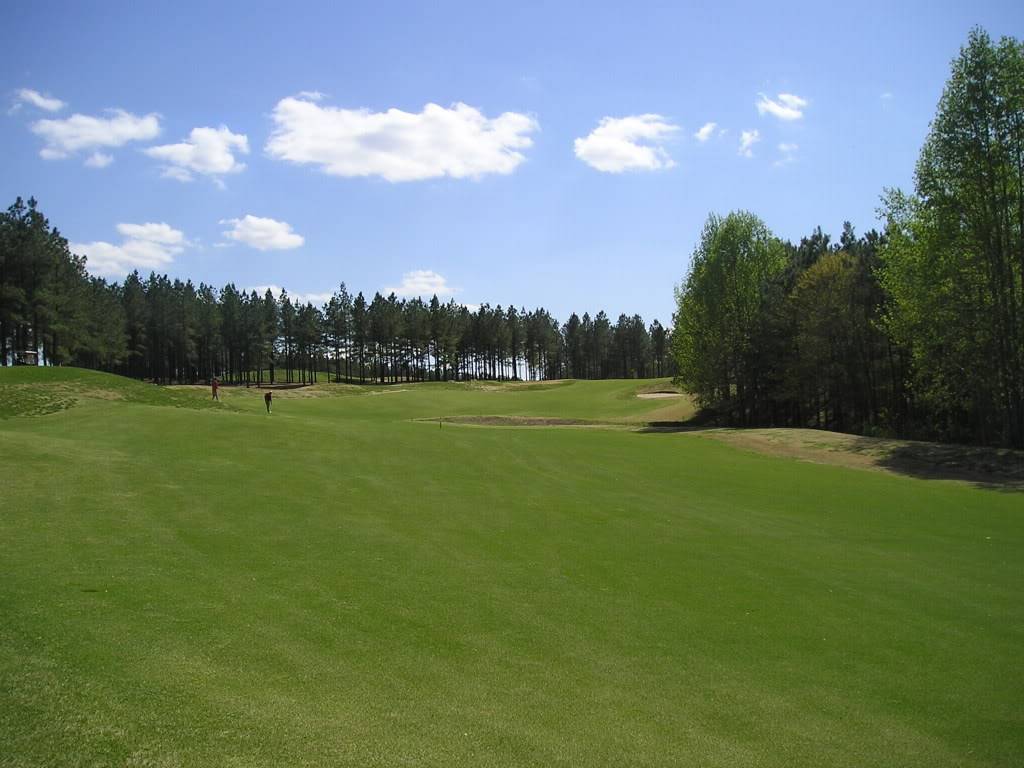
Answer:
738 129 761 158
14 88 65 112
756 93 808 121
693 122 717 143
266 94 538 182
84 151 113 169
574 114 679 172
774 142 798 167
32 109 160 163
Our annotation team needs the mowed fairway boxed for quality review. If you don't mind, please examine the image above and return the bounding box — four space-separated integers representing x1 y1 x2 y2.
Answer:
1 369 1021 767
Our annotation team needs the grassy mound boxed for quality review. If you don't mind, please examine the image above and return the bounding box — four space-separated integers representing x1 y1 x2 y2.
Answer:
0 367 220 418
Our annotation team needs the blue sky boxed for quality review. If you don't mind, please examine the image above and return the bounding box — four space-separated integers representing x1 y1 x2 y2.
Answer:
2 0 1021 324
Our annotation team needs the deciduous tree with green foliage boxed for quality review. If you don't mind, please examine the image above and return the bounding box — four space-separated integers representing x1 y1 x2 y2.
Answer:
879 28 1024 447
673 211 786 424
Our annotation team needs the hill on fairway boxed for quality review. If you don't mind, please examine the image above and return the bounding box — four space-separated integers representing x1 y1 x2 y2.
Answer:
1 368 1021 767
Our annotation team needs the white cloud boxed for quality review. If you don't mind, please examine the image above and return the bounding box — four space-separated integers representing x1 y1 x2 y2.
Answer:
574 114 678 172
31 109 160 162
144 125 249 182
251 284 283 295
298 292 333 306
385 270 455 298
774 142 799 167
162 166 193 182
220 215 304 251
16 88 65 112
115 222 184 245
249 284 332 306
738 129 761 158
84 151 113 168
756 93 808 121
693 122 717 142
881 92 894 101
71 222 185 278
266 95 538 182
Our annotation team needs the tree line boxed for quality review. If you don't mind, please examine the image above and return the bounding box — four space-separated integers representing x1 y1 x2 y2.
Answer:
673 29 1023 448
5 28 1018 448
0 201 674 385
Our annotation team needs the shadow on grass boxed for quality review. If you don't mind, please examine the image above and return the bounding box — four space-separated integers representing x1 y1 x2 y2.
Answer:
638 421 712 433
638 408 721 434
862 441 1024 492
639 418 1024 492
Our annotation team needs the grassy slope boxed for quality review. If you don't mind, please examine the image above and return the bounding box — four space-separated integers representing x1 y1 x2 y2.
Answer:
0 369 1021 767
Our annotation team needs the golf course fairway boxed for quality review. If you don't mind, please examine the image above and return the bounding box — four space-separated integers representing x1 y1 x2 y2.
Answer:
1 368 1021 767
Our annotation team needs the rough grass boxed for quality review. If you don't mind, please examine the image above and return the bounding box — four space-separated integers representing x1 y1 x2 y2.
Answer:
0 367 219 418
702 428 1024 489
1 368 1021 767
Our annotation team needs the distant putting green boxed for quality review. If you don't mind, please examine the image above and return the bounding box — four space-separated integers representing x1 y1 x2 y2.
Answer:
1 368 1021 767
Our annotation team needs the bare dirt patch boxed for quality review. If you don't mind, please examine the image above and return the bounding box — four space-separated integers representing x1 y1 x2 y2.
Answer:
637 392 683 400
699 428 1024 489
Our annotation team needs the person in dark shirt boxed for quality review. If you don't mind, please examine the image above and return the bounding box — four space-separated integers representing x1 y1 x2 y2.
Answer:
264 391 272 414
211 377 220 401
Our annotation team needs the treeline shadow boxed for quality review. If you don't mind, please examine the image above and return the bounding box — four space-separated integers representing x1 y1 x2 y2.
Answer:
866 441 1024 493
638 407 722 434
639 421 713 434
638 415 1024 492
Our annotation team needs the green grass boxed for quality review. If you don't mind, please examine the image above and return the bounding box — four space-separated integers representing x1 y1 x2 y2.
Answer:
0 366 221 417
1 368 1021 767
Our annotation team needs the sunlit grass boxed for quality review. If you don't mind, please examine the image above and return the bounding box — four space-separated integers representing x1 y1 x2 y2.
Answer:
1 368 1020 767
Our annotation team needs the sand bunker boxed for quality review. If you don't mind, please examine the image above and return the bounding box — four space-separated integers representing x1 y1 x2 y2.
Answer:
637 391 683 399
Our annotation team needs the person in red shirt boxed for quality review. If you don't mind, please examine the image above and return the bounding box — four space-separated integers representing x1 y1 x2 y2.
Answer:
212 377 220 401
